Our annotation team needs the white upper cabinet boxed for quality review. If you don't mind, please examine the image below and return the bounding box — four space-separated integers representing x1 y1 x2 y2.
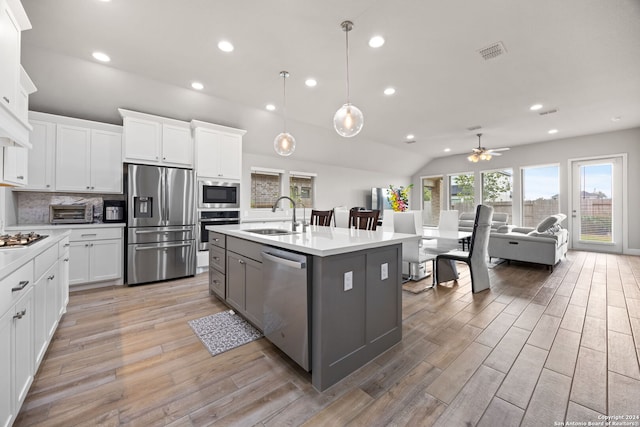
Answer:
120 109 193 168
56 124 122 193
120 115 161 163
191 120 245 180
90 129 123 192
25 118 55 190
0 0 34 147
2 144 28 185
161 123 192 166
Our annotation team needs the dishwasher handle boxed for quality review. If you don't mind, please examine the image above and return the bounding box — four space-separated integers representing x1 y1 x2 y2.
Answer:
262 251 306 269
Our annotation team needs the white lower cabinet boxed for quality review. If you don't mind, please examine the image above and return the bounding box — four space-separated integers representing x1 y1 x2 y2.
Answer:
0 233 70 426
0 261 35 427
69 228 122 286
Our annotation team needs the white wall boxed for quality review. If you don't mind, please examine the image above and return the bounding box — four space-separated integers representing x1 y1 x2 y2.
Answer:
412 127 640 252
241 152 412 219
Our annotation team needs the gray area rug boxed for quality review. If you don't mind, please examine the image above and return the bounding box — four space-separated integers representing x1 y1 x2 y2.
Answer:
188 310 263 357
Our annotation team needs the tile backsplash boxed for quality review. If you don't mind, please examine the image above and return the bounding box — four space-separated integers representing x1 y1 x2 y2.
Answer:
17 192 123 224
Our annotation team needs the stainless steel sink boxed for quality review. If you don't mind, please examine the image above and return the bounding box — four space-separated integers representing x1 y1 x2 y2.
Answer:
245 228 296 236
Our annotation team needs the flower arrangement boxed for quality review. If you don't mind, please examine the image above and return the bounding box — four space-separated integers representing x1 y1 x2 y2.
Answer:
387 184 413 212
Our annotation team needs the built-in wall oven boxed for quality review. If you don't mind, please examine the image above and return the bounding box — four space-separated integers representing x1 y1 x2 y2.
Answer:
198 210 240 250
198 180 240 209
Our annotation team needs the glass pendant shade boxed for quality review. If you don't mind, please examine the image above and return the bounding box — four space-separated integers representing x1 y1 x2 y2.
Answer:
335 20 364 138
333 103 364 137
274 132 296 156
274 70 295 156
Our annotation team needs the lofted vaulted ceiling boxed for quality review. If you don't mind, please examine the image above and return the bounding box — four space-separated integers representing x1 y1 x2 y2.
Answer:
19 0 640 174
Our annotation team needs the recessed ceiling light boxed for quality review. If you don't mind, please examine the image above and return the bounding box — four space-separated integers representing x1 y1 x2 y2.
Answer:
92 51 110 62
611 116 622 122
191 82 204 90
406 134 415 140
530 103 543 111
305 78 317 87
548 129 559 134
384 87 396 96
369 36 385 48
444 148 451 152
217 40 234 52
265 104 276 111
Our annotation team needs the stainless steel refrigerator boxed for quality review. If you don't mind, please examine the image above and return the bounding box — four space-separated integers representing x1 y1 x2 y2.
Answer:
125 163 196 285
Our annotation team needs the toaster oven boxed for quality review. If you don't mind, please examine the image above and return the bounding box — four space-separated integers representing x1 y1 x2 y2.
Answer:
49 204 93 224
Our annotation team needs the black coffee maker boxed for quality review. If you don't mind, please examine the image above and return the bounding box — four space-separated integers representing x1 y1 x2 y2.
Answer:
103 200 125 223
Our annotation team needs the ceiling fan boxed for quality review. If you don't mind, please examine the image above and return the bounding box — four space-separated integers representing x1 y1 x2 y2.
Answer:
467 133 509 162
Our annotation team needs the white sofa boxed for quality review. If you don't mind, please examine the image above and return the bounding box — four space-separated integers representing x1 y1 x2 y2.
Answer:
488 214 568 271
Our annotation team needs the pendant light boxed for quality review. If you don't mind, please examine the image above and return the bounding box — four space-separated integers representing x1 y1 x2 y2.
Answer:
274 71 296 156
334 20 364 138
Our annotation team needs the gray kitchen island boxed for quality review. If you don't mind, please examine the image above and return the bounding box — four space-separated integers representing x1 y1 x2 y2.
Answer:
206 222 419 391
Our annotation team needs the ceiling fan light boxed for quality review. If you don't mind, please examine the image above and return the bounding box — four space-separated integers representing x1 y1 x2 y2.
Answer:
485 154 492 160
274 132 296 156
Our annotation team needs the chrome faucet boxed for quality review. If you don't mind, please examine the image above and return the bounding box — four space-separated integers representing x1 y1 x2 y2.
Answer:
272 196 300 232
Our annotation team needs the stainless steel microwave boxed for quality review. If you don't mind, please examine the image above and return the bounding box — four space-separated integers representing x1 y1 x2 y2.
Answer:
198 180 240 209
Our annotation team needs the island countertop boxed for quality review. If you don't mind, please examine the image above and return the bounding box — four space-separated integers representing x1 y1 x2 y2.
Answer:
207 223 419 257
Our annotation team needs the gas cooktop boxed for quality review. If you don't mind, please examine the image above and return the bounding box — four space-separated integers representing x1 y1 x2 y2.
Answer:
0 232 48 248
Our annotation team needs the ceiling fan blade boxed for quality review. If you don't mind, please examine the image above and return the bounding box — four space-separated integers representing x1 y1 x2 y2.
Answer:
489 152 503 156
489 147 510 152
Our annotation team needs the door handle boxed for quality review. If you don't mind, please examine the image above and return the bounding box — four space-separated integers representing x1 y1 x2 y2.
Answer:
13 309 26 320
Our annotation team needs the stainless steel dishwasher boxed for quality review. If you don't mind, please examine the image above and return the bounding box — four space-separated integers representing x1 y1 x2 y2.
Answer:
262 247 311 371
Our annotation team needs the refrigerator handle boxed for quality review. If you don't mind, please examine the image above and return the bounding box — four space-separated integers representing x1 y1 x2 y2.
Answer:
161 169 167 225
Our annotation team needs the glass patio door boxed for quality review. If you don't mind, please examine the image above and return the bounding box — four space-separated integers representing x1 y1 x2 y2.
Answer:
570 157 622 253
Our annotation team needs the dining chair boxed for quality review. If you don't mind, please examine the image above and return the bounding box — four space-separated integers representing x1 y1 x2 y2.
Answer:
333 207 350 227
310 209 333 226
348 209 380 230
436 204 494 293
393 211 436 283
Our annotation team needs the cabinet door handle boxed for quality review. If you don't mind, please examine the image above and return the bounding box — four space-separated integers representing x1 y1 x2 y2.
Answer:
17 175 24 180
48 274 56 280
85 244 89 247
64 243 70 247
13 309 26 320
2 96 9 104
12 280 29 292
238 259 245 264
64 258 70 262
212 256 219 261
81 234 97 237
46 184 51 188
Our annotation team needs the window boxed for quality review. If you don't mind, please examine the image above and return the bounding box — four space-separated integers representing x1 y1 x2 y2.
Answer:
422 176 443 226
481 169 513 223
289 171 316 208
449 173 475 213
522 164 560 228
250 169 283 208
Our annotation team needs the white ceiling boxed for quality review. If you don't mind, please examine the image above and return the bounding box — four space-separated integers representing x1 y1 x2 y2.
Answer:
19 0 640 174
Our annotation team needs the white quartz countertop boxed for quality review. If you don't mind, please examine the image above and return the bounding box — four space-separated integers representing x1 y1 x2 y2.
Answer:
207 223 420 257
5 223 126 231
0 230 71 280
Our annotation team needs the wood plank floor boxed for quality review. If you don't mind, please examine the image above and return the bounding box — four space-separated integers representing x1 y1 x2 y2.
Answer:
15 251 640 426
